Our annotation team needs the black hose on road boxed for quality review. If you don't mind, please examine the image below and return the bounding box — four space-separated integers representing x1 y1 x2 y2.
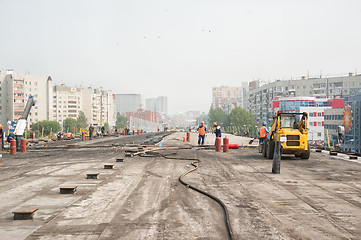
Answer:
178 158 234 240
139 151 234 240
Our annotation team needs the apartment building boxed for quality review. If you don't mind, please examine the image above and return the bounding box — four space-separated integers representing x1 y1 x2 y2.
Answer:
145 96 168 115
81 87 115 127
212 86 244 113
53 85 82 124
92 89 115 127
115 94 142 115
53 86 115 127
249 74 361 123
0 70 53 129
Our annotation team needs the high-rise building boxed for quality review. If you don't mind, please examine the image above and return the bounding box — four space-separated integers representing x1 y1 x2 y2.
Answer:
115 94 142 115
81 88 115 127
212 86 244 113
53 85 82 124
0 70 53 129
146 98 157 112
146 96 168 115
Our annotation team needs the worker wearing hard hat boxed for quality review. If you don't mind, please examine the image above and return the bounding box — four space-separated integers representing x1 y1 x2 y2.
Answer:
212 122 221 138
0 124 4 150
258 121 269 145
197 121 207 145
89 124 94 139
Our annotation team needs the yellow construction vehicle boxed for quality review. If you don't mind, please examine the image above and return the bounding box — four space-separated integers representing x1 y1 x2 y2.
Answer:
263 111 310 159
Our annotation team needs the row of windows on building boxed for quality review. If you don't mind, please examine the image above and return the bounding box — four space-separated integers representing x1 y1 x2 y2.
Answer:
309 121 324 126
280 102 329 109
53 110 77 113
324 124 342 130
53 115 77 118
324 115 343 120
53 105 80 109
309 112 324 117
281 112 324 117
277 81 360 91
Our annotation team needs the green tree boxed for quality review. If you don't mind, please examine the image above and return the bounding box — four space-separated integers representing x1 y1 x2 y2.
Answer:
104 122 109 131
229 107 257 136
76 111 88 129
208 108 229 127
63 118 77 133
30 120 61 137
116 113 128 128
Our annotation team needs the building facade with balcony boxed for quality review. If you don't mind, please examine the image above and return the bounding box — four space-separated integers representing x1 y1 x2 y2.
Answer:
80 87 115 127
53 85 83 125
53 86 115 128
0 70 53 130
249 74 361 124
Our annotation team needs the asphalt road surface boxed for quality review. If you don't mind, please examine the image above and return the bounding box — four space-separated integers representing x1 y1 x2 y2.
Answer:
0 131 360 239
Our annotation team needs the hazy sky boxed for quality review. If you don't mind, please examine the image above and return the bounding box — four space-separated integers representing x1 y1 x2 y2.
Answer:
1 0 361 114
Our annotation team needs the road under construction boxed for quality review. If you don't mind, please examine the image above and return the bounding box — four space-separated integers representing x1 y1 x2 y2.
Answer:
0 131 361 240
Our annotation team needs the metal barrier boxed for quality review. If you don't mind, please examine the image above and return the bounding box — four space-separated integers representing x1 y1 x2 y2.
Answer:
129 117 162 133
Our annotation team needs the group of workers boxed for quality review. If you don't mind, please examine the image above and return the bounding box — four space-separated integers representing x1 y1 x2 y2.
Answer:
195 121 269 146
0 120 269 149
196 121 222 145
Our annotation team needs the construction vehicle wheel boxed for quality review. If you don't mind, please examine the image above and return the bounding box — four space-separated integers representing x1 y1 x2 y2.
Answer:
267 140 275 159
262 140 268 158
301 146 310 159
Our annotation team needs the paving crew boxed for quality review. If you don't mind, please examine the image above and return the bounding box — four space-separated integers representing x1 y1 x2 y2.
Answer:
258 121 269 145
89 124 94 139
212 122 221 138
0 124 4 150
66 132 73 139
197 121 207 145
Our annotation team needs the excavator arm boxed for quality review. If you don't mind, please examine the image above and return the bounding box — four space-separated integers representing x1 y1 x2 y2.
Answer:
14 95 35 136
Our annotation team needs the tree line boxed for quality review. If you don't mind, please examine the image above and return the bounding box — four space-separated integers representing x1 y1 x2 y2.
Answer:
205 107 259 137
27 111 129 138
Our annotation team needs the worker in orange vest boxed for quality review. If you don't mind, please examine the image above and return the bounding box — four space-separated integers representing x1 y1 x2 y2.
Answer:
197 121 207 145
258 121 269 145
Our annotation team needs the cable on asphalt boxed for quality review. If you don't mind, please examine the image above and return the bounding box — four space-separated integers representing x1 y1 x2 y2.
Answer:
140 151 234 240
